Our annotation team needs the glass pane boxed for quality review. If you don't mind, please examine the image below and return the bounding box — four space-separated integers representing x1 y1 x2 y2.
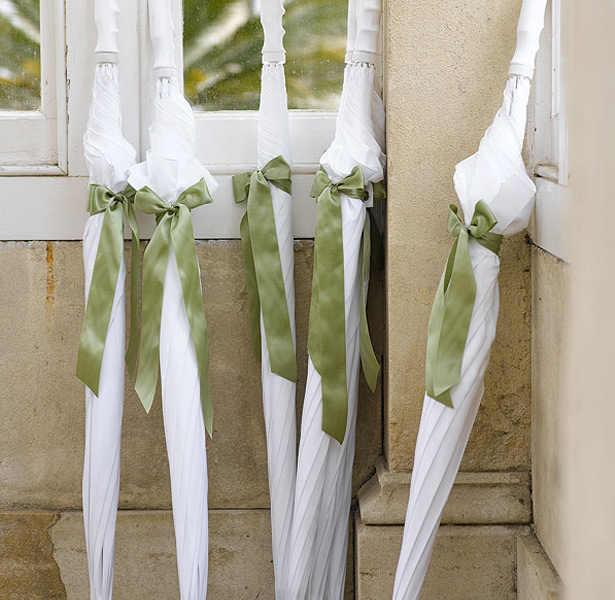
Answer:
0 0 41 111
183 0 346 111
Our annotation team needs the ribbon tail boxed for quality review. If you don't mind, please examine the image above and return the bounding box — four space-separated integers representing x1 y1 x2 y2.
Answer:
76 207 124 396
248 175 296 382
125 203 141 379
360 218 380 393
239 211 262 361
312 187 348 444
307 232 321 372
134 219 171 414
425 229 476 407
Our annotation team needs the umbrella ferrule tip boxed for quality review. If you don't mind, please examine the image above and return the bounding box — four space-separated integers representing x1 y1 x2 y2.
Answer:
347 51 378 66
508 63 534 79
153 66 177 79
262 50 286 64
95 51 119 65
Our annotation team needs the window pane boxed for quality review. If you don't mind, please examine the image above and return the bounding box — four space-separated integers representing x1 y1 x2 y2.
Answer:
183 0 346 111
0 0 40 111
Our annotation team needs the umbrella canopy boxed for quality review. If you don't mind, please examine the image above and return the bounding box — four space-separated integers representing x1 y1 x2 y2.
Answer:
78 2 137 598
392 2 546 599
286 0 384 597
129 1 217 597
232 0 297 597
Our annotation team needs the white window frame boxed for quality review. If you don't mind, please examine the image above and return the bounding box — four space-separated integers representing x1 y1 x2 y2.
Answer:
528 0 569 261
0 0 376 241
0 0 66 173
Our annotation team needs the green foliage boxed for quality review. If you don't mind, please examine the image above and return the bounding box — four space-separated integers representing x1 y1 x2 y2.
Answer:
0 0 40 111
0 0 347 112
183 0 347 111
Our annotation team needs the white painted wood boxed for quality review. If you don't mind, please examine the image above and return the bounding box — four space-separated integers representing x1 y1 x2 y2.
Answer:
529 176 569 262
0 0 65 168
509 0 549 78
148 0 177 75
528 0 569 261
194 111 337 169
94 0 120 57
0 174 318 241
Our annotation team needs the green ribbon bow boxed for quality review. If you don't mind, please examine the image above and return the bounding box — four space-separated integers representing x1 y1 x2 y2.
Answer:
76 184 140 396
232 155 296 382
425 200 503 408
308 167 380 444
134 179 214 436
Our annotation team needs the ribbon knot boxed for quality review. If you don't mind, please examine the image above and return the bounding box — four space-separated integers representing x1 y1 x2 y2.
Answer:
308 167 380 444
111 193 131 207
77 184 140 397
133 178 214 436
425 200 503 408
232 155 296 382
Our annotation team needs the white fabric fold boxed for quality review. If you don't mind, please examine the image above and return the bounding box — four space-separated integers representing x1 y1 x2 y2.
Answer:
257 62 298 600
128 77 216 600
287 61 383 600
82 63 136 600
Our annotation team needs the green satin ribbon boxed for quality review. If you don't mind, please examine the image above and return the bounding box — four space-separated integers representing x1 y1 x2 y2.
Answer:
76 184 140 396
308 167 380 443
232 155 296 382
425 200 503 408
369 180 387 270
134 179 214 436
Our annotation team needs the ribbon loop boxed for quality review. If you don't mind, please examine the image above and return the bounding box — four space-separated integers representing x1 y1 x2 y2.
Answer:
134 179 214 436
232 155 296 382
77 184 140 396
308 167 380 444
425 200 503 408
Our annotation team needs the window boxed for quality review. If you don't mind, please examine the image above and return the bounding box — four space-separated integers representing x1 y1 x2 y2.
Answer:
183 0 347 111
0 0 379 240
0 0 65 172
528 0 569 261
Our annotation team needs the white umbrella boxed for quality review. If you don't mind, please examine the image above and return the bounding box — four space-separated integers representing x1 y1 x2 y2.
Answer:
232 1 297 598
128 0 217 597
77 1 137 598
391 1 547 599
286 0 384 597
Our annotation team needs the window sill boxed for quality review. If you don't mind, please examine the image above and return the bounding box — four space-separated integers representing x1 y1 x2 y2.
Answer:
528 174 570 262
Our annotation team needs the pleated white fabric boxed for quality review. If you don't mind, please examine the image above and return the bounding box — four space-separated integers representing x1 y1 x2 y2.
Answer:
287 62 383 600
392 76 536 600
82 63 136 600
257 61 298 600
128 78 218 600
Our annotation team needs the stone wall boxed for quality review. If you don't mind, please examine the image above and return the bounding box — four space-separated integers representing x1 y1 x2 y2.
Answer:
0 241 381 598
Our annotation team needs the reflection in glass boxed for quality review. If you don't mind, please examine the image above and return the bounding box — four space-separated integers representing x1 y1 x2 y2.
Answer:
183 0 346 111
0 0 41 111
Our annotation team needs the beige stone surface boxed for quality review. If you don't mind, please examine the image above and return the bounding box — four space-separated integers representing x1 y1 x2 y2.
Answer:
0 513 66 599
0 510 354 599
563 2 615 597
531 247 568 575
0 241 381 511
356 519 526 600
517 535 562 600
50 510 278 599
358 458 531 526
385 0 532 473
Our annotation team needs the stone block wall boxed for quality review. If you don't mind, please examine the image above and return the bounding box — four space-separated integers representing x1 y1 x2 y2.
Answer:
0 240 381 598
